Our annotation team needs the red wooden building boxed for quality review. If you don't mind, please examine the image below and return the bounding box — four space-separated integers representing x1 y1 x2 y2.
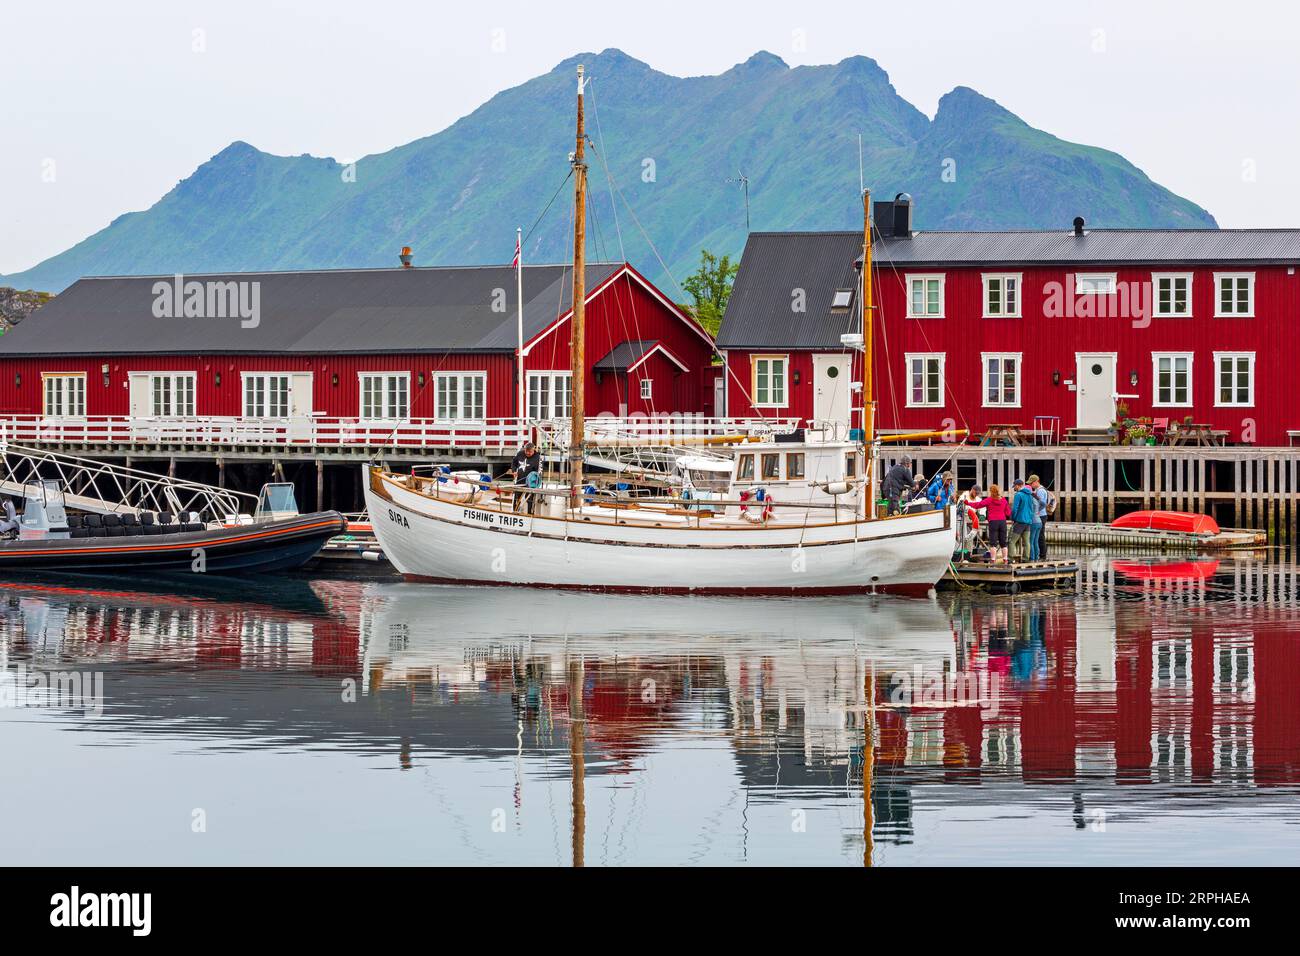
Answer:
0 260 717 444
718 202 1300 446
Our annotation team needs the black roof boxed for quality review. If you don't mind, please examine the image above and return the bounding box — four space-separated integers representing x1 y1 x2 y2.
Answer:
0 263 623 356
593 339 659 371
716 228 1300 350
717 233 863 350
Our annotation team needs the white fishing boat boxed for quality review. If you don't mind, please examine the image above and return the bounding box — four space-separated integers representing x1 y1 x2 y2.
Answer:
364 64 957 596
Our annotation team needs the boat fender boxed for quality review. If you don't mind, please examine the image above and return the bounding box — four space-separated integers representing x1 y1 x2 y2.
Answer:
583 483 597 503
824 481 850 496
526 471 542 489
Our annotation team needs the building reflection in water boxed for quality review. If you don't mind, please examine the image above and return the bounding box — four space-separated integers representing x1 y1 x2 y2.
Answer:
1 554 1298 864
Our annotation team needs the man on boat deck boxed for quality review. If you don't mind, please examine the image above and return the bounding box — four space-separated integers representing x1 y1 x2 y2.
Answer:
881 456 914 516
926 470 955 509
505 441 543 514
0 497 19 537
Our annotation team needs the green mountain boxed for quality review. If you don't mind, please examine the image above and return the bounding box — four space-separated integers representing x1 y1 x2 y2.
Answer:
2 49 1215 294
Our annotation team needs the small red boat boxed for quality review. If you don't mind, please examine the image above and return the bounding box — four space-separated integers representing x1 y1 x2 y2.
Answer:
1110 510 1220 536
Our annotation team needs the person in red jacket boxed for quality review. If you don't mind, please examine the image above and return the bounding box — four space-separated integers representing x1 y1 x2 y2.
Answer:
969 483 1011 564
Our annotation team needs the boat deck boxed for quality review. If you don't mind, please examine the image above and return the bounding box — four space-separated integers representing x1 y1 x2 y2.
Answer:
940 559 1078 593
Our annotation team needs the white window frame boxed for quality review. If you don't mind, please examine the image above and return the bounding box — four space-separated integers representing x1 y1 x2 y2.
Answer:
752 355 788 408
1214 272 1255 317
639 377 653 400
42 373 87 419
981 352 1022 408
906 274 945 318
982 273 1022 318
1152 352 1194 407
1213 351 1255 408
905 353 945 408
526 370 572 421
1152 272 1193 318
1074 272 1117 295
358 371 410 421
434 371 486 421
241 372 292 418
148 372 196 417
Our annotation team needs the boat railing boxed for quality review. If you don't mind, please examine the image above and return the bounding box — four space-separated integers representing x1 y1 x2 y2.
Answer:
537 416 803 449
1 441 255 520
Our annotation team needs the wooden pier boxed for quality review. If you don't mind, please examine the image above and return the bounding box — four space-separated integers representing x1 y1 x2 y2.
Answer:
888 444 1300 539
940 559 1078 594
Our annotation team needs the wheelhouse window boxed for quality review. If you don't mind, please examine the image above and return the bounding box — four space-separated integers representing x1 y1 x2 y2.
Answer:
640 377 653 400
526 371 571 421
982 274 1021 317
906 353 944 408
43 374 86 418
243 374 290 418
150 372 196 417
786 453 805 480
435 372 486 420
752 355 787 407
1153 353 1193 407
1153 273 1192 317
1214 352 1254 407
359 373 409 420
761 453 780 480
1075 273 1117 295
736 454 755 481
907 274 944 318
982 353 1021 407
1215 273 1254 316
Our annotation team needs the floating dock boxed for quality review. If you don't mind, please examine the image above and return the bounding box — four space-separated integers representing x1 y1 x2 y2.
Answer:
940 559 1078 593
1045 522 1266 551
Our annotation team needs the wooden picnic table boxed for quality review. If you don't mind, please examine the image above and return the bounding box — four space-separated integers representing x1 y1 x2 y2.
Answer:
980 423 1027 447
1165 423 1225 446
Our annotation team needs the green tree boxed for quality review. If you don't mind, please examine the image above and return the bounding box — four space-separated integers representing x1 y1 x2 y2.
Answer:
681 250 739 336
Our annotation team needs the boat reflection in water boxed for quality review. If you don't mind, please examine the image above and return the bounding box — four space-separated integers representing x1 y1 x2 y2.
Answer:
1 561 1299 865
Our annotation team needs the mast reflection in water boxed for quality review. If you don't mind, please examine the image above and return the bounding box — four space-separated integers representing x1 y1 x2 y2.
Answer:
1 555 1298 866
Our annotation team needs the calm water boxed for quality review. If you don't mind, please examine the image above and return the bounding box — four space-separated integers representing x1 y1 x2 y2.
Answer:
2 553 1298 866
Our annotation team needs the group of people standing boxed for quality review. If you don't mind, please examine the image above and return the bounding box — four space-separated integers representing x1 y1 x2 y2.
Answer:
880 456 1056 564
961 476 1055 563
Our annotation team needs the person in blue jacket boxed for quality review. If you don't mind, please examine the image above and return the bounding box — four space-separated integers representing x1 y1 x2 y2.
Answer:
1009 479 1039 562
925 470 955 509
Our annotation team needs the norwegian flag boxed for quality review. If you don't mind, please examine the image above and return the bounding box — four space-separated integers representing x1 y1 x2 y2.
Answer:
511 233 521 269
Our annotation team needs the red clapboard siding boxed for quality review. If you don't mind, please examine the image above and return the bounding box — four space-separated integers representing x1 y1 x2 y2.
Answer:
0 267 716 421
725 263 1300 445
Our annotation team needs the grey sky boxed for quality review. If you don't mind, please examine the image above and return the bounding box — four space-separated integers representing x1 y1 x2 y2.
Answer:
2 0 1295 275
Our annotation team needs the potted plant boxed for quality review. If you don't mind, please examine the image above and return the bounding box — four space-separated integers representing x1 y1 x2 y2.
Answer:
1127 424 1151 445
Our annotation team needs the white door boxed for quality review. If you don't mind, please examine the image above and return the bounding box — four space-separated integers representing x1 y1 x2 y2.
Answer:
288 372 314 441
713 374 725 418
812 353 852 428
1075 354 1115 429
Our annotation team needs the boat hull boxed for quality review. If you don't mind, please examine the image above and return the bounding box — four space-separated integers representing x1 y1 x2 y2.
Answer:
0 512 348 576
365 469 954 596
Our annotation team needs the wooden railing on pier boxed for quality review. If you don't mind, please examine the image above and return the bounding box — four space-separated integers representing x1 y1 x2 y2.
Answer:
0 414 800 454
883 444 1300 537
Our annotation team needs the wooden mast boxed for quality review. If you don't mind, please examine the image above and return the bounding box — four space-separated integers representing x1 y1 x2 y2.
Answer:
569 65 589 507
862 188 877 519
